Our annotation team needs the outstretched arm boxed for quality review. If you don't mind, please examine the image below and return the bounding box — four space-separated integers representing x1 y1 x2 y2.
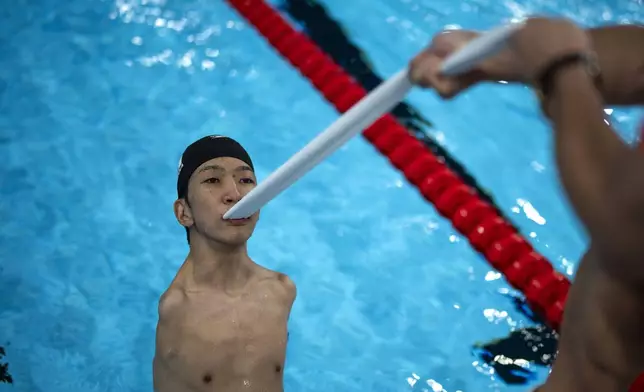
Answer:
410 24 644 105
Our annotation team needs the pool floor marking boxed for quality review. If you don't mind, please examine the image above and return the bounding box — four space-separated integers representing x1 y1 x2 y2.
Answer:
223 0 644 388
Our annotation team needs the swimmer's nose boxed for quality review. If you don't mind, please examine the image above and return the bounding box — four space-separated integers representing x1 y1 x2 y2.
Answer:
222 181 242 205
223 194 241 204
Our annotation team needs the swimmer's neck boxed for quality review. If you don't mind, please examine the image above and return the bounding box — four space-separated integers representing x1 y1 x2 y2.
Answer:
186 239 254 290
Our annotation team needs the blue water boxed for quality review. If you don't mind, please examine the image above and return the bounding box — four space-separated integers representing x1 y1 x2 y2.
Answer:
0 0 642 391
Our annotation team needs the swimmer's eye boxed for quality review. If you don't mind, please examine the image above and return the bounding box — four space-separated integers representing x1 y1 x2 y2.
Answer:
240 178 255 184
203 177 220 184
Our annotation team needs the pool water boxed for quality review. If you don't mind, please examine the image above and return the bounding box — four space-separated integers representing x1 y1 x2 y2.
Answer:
0 0 642 391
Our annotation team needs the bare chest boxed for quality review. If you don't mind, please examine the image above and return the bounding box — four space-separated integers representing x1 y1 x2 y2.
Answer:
155 287 292 391
181 291 290 348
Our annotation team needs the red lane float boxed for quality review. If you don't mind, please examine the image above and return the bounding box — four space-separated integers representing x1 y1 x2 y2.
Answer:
226 0 568 327
224 0 644 389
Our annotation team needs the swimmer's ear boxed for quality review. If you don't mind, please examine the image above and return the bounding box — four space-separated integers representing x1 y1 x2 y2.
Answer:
173 198 194 229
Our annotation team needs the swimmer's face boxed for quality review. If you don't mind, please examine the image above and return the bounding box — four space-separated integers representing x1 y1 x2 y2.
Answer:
174 157 259 247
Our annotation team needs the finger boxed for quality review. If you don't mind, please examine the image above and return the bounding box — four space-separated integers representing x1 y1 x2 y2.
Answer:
409 50 435 87
410 50 482 99
410 53 462 97
423 56 464 98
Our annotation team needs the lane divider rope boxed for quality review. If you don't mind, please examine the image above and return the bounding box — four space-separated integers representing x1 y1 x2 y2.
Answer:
224 0 644 389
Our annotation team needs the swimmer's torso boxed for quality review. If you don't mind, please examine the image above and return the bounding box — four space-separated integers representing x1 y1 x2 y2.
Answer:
153 262 296 392
540 247 644 392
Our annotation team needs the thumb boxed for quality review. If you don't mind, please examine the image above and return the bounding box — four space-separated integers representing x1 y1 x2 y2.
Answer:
437 68 487 98
429 59 483 99
410 51 484 99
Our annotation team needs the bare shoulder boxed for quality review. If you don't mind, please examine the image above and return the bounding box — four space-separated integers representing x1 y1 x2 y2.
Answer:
158 286 187 320
255 264 297 300
158 261 191 319
276 272 297 299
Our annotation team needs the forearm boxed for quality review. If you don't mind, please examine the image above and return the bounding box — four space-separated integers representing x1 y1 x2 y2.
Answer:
485 24 644 104
545 66 644 256
587 24 644 105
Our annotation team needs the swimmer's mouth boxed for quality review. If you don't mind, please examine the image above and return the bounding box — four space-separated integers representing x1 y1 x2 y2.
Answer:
224 216 251 225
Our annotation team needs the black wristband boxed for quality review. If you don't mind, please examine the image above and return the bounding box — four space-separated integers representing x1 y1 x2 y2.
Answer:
536 52 601 98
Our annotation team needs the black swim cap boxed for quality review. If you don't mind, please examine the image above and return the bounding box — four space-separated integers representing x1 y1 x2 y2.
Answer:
176 135 254 199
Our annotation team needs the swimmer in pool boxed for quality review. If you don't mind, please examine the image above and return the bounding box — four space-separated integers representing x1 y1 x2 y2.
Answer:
153 136 296 392
410 18 644 392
